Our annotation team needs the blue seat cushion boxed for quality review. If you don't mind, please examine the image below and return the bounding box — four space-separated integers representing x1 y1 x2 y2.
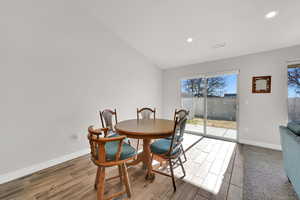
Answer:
107 131 119 138
287 122 300 136
150 139 180 156
165 135 183 142
108 131 130 144
105 141 136 161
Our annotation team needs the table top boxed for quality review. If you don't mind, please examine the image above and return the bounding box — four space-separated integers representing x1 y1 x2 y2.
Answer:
115 119 175 139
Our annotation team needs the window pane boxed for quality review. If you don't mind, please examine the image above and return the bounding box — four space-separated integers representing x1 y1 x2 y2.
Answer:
206 74 237 140
288 67 300 121
180 78 205 134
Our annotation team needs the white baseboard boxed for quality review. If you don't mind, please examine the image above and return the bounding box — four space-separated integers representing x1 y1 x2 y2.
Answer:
0 148 90 185
239 139 282 151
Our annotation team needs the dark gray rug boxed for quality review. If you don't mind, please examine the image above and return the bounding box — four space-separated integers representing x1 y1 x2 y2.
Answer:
243 145 299 200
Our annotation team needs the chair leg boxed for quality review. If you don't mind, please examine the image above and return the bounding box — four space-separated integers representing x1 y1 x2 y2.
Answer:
136 139 140 152
94 167 101 190
122 163 132 198
97 167 106 200
118 165 123 183
178 157 186 178
168 158 176 192
181 144 187 163
150 153 154 165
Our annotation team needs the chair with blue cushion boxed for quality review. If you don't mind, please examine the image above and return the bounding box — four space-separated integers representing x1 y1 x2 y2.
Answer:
173 109 189 162
136 107 156 151
100 109 131 144
137 107 156 120
150 116 187 192
88 126 137 200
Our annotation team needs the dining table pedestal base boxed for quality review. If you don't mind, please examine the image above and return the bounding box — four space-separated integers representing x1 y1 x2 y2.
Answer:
126 139 155 180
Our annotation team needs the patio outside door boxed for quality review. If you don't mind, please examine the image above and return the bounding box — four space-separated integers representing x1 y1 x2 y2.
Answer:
180 72 238 141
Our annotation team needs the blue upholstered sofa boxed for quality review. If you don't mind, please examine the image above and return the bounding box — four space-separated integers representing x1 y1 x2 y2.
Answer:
279 122 300 198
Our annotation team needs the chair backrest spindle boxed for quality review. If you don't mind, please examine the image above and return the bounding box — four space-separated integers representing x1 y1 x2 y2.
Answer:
137 107 156 120
100 109 118 131
168 109 189 156
174 109 189 121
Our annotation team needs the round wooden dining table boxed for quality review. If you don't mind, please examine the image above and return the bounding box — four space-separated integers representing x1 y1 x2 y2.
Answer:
115 119 175 180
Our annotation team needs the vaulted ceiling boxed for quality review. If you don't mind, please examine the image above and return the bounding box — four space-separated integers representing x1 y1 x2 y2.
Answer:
87 0 300 68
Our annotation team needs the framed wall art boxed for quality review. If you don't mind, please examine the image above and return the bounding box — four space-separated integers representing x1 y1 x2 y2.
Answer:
252 76 271 93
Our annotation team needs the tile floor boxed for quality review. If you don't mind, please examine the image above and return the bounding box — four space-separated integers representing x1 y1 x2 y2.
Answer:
160 136 236 194
185 124 237 140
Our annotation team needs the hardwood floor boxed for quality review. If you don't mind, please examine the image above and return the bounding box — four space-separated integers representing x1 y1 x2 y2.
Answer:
0 137 242 200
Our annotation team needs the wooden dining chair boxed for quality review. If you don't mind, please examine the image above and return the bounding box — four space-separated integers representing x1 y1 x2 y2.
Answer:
137 107 156 120
87 126 137 200
173 109 189 162
150 116 187 192
136 107 156 152
99 109 118 137
100 109 131 144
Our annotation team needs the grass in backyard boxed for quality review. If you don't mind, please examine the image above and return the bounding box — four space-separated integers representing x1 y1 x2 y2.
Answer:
187 118 236 129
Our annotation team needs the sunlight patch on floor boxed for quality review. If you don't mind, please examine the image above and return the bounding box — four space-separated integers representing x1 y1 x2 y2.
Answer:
157 136 236 194
185 124 237 140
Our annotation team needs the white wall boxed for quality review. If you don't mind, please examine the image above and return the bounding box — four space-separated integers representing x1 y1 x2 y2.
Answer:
163 45 300 150
0 0 162 180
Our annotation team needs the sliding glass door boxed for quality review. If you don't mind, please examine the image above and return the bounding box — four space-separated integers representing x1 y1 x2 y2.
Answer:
181 78 206 135
180 72 238 141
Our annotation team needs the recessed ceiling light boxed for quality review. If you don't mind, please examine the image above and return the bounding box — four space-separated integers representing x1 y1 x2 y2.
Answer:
186 38 193 43
265 11 278 19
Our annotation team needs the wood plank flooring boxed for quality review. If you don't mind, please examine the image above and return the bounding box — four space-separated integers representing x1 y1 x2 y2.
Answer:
0 137 242 200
